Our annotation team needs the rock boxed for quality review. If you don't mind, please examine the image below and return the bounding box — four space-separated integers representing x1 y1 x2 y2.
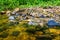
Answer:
40 15 45 18
39 23 44 27
14 8 20 12
23 17 27 20
28 21 36 25
6 11 11 16
9 16 15 22
19 16 24 21
12 8 20 15
11 11 16 15
9 16 15 20
15 13 20 17
6 11 11 14
6 7 60 27
47 18 58 27
28 21 33 25
22 14 26 17
0 11 6 15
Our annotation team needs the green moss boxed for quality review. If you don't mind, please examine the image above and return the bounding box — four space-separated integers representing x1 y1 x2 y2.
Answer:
0 27 8 32
11 31 20 37
0 32 9 38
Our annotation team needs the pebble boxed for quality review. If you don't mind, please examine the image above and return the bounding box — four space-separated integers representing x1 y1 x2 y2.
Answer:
6 11 11 16
14 8 20 12
12 11 16 15
9 16 15 22
7 7 60 26
28 21 38 25
0 11 6 15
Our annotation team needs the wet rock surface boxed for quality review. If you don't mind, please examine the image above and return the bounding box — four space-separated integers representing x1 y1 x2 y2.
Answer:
5 7 60 26
0 7 60 40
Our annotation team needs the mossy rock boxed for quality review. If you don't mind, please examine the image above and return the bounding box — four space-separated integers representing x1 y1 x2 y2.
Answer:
36 35 52 40
0 32 9 38
26 29 36 34
11 31 20 37
0 27 8 32
0 28 4 32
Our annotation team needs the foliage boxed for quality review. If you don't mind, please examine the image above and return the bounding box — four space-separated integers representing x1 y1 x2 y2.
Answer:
0 0 60 11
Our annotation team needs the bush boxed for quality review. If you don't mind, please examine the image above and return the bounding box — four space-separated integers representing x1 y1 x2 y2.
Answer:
0 0 59 11
11 31 20 37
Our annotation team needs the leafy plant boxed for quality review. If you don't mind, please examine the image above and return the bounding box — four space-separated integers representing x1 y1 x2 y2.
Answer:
0 0 60 11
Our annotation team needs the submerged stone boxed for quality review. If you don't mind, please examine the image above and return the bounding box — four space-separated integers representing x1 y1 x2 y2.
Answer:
47 19 58 27
28 21 37 25
40 15 45 18
9 16 15 20
9 16 15 22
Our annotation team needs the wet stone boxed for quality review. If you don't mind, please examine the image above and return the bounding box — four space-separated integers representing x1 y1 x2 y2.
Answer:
9 16 15 20
15 13 20 16
22 14 26 17
12 11 16 15
0 11 6 15
40 15 46 18
9 16 15 22
28 21 37 25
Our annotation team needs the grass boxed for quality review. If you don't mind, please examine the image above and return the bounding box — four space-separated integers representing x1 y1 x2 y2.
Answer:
0 0 60 11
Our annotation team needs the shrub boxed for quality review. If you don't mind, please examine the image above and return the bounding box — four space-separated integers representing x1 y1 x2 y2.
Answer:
0 0 59 11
